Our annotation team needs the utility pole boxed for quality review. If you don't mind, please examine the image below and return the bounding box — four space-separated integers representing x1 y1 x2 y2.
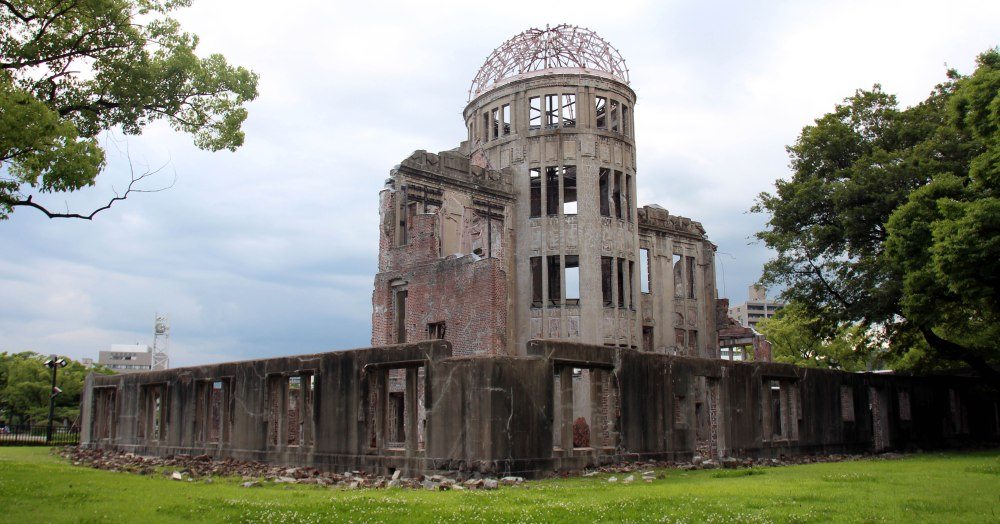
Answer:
44 356 67 443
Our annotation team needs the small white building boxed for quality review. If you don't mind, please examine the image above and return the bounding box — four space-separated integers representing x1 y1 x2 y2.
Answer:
97 344 166 373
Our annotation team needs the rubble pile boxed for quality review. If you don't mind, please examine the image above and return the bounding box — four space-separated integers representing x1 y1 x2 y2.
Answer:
56 447 522 490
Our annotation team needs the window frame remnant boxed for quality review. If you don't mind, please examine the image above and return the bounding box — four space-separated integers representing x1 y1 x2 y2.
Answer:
612 170 622 219
673 254 684 298
610 99 620 133
529 96 541 130
595 96 607 129
547 255 562 306
529 168 541 217
640 248 650 294
561 93 576 127
502 104 511 135
392 283 408 343
491 107 499 140
545 94 559 128
599 168 610 217
616 258 627 308
138 383 167 442
602 256 613 307
564 255 580 305
545 166 559 216
562 165 577 215
686 256 696 299
531 256 543 307
427 321 446 340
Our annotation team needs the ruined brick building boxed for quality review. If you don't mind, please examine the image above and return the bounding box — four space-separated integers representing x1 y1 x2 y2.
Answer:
372 25 717 359
81 26 999 478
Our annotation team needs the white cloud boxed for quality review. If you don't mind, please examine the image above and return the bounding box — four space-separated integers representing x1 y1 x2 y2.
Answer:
3 0 997 364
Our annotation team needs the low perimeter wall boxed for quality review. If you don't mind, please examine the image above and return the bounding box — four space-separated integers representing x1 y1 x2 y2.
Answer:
81 340 1000 478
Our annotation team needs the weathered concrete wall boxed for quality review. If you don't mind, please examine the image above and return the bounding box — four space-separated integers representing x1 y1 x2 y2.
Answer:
82 340 1000 478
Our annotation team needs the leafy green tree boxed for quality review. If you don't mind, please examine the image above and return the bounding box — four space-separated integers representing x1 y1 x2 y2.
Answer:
755 49 999 386
0 351 110 425
1 0 258 220
756 302 874 372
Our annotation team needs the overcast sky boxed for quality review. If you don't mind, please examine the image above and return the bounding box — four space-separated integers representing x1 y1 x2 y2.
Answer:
2 0 997 367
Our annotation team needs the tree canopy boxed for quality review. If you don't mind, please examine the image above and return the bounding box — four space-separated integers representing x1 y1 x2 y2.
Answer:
0 0 258 220
0 351 111 425
754 48 999 386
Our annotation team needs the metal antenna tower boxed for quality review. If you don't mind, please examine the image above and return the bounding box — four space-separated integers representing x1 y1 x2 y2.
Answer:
151 314 170 370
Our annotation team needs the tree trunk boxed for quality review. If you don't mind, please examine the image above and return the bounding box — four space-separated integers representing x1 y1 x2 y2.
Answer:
920 326 1000 390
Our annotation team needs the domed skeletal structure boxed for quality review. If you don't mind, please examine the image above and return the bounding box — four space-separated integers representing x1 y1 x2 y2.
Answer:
469 24 630 100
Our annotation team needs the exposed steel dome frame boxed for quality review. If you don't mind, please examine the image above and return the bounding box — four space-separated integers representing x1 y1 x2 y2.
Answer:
469 24 630 101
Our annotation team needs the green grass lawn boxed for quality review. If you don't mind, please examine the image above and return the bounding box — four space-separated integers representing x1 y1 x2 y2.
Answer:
0 447 998 523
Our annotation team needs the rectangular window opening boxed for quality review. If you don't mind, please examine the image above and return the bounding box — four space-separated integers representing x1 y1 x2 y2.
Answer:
599 168 610 217
595 96 607 129
640 248 650 294
545 94 559 128
546 166 559 216
561 94 576 127
531 256 542 307
393 287 407 343
628 260 635 308
529 168 541 218
562 165 577 215
642 327 653 351
617 258 626 308
613 171 622 219
287 376 303 446
547 255 562 306
625 174 633 222
491 107 499 140
622 105 630 136
482 112 489 141
686 256 696 299
529 96 541 130
602 256 613 307
427 321 446 340
610 99 620 133
565 255 580 305
502 104 511 135
673 254 683 298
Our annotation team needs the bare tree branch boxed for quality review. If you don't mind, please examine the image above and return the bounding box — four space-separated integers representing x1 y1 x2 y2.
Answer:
11 159 175 220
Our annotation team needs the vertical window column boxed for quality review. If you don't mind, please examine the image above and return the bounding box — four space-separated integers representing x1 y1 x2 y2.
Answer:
529 168 541 217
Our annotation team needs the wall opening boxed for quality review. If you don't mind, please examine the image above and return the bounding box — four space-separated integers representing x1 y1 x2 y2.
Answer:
196 379 228 445
763 379 799 442
546 166 559 216
553 365 617 452
545 94 559 128
686 256 696 299
639 248 650 294
599 168 610 217
368 365 426 452
547 255 561 306
673 254 683 298
562 166 577 215
92 387 117 442
529 168 541 217
622 104 630 136
531 256 542 307
602 256 613 307
138 384 166 442
565 255 580 305
529 96 541 130
612 170 622 219
502 104 511 135
393 285 408 343
561 94 576 127
595 96 607 129
427 321 446 340
610 99 620 132
266 373 315 448
642 326 653 351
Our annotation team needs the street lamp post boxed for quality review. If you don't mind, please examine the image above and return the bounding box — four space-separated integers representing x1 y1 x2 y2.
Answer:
44 356 67 444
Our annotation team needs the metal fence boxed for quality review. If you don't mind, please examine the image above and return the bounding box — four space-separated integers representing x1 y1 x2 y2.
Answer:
0 425 80 446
